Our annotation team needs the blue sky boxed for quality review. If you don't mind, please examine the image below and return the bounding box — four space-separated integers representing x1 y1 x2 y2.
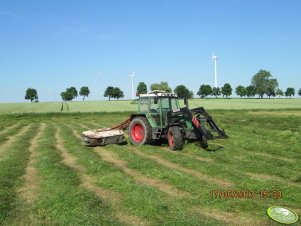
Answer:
0 0 301 102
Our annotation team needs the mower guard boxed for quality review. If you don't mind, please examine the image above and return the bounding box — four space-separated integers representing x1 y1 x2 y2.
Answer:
82 128 125 146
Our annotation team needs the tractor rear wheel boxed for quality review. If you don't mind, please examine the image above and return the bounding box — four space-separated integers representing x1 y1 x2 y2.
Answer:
129 117 152 145
168 126 184 150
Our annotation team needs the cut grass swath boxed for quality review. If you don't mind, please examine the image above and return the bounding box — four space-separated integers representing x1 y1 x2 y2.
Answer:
0 123 37 224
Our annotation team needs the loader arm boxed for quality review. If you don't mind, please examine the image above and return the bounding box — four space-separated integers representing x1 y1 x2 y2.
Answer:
190 107 228 138
169 107 228 140
168 107 211 139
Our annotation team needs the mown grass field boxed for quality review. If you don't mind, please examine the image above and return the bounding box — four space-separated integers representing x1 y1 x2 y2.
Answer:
0 109 300 225
0 98 301 114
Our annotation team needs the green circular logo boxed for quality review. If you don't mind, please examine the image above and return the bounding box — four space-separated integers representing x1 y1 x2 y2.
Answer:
267 206 299 224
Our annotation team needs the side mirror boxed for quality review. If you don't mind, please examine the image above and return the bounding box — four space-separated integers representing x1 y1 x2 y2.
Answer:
154 97 158 104
184 98 189 109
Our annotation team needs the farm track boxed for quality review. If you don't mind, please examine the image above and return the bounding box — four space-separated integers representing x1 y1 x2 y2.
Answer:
54 125 150 226
17 123 46 203
0 125 31 158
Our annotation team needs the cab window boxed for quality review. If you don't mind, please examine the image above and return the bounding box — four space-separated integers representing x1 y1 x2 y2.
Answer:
139 97 149 112
150 98 159 113
170 98 180 110
161 98 179 111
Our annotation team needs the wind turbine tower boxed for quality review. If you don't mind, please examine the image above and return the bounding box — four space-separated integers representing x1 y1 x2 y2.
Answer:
212 52 218 88
128 72 135 99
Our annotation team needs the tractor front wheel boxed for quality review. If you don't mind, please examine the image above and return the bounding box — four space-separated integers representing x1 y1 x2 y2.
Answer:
200 135 208 149
168 126 184 150
129 117 152 145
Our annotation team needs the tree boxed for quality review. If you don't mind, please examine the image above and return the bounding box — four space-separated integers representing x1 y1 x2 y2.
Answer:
61 89 73 102
211 87 221 98
235 85 246 98
79 86 90 101
69 87 78 100
285 87 295 98
60 89 74 111
174 85 193 99
25 88 38 102
197 84 212 98
111 87 124 100
104 86 114 101
150 81 172 93
251 70 276 98
266 79 278 98
246 85 256 98
298 88 301 97
275 88 284 98
60 87 78 111
60 87 78 102
136 82 148 96
221 83 232 98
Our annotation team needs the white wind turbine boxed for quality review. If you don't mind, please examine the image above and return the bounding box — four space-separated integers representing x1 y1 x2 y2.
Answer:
212 52 218 88
128 72 135 99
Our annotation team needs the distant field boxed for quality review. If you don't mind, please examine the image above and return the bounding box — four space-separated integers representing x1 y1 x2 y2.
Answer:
0 98 300 114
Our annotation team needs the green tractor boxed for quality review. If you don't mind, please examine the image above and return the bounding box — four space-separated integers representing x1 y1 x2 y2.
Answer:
128 91 228 150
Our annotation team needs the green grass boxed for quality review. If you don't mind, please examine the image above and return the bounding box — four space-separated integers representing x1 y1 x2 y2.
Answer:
0 98 301 114
29 124 122 225
58 123 219 225
0 109 300 225
0 123 38 224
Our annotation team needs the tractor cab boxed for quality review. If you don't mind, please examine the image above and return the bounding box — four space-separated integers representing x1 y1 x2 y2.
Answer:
137 91 180 127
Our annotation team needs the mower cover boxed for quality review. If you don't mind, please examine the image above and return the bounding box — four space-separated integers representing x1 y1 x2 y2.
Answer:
82 128 124 146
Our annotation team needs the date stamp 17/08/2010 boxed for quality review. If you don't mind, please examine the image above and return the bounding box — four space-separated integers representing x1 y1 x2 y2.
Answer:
210 189 282 199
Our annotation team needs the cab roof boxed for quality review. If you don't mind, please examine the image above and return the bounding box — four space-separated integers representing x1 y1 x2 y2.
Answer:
140 90 177 98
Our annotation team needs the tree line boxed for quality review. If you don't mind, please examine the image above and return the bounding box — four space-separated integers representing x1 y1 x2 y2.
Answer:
24 86 90 103
135 70 298 99
25 69 300 102
135 82 234 99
